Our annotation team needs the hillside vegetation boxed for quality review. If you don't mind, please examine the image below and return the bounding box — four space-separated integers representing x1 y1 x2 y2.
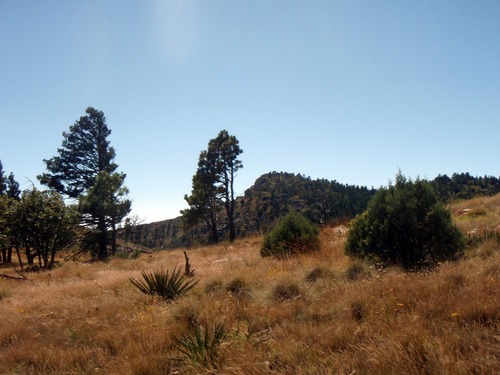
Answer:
120 172 500 250
121 172 377 249
0 194 499 374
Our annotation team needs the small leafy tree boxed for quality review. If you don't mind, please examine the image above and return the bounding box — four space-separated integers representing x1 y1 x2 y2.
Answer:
345 172 464 270
0 195 11 264
17 189 79 269
261 210 320 258
0 163 21 264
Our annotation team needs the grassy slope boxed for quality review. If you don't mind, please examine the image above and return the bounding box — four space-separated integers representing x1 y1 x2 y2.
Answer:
0 196 499 374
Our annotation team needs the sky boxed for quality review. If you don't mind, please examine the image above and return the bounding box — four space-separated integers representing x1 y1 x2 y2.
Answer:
1 1 499 223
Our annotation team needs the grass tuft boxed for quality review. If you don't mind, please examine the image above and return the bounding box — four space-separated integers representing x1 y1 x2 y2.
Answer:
344 261 372 281
305 266 335 282
272 281 302 302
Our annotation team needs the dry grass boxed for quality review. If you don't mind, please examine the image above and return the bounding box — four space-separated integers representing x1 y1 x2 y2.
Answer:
1 198 499 374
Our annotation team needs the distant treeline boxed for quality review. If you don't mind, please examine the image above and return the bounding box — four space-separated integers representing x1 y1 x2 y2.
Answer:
430 173 500 201
120 171 500 249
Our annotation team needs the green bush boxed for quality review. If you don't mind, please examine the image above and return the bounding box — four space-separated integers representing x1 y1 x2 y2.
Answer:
345 172 465 270
129 267 198 302
261 210 320 258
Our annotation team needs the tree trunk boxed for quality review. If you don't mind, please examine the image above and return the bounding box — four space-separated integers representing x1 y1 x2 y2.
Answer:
25 245 34 265
228 168 236 242
16 245 23 272
98 214 108 260
49 245 57 268
205 210 218 243
111 218 117 256
228 208 236 242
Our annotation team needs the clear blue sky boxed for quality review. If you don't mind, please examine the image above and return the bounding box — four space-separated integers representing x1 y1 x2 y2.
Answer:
1 1 499 222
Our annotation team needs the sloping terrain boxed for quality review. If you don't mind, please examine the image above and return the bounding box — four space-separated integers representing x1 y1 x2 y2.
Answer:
120 171 500 250
0 195 499 374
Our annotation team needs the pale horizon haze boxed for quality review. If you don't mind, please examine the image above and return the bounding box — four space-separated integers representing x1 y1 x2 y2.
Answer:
1 1 499 223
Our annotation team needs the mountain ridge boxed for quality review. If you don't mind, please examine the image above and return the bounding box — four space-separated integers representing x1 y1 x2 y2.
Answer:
120 171 500 249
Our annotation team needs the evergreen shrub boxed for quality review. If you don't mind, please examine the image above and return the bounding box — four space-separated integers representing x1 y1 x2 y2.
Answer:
261 210 320 258
345 172 465 270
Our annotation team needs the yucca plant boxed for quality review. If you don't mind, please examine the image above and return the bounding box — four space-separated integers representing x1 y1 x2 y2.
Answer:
174 322 228 369
129 267 198 301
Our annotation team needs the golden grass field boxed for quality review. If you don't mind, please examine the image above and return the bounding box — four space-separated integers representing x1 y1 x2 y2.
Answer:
0 195 499 374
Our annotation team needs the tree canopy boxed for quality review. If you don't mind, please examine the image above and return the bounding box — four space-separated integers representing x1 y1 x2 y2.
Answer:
38 107 118 198
1 188 79 269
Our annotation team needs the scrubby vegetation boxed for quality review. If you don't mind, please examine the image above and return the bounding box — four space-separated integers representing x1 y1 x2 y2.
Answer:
346 173 465 270
261 210 320 258
120 171 500 250
0 195 499 374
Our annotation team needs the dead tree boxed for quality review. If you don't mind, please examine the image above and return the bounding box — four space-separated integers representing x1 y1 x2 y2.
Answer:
184 251 195 276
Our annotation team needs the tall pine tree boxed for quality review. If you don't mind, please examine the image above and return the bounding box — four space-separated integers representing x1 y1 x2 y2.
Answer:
38 107 117 198
183 130 243 242
38 107 129 259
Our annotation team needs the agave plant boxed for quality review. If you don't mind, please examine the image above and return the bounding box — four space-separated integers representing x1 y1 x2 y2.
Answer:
130 266 198 301
174 322 228 369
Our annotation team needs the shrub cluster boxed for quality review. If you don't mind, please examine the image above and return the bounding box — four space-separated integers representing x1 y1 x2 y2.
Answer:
261 210 320 258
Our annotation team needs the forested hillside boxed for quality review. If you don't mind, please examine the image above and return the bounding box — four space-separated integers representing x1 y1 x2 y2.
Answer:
120 172 375 249
431 172 500 201
120 172 500 250
235 172 375 233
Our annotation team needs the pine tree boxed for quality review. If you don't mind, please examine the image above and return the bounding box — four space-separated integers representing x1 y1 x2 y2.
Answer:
182 130 243 242
38 107 117 198
182 151 222 242
79 171 131 258
38 107 129 259
207 130 243 242
6 173 20 200
0 161 6 195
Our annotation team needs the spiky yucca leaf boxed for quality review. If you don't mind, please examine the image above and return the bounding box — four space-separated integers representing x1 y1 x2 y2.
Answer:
130 267 198 301
174 322 228 368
